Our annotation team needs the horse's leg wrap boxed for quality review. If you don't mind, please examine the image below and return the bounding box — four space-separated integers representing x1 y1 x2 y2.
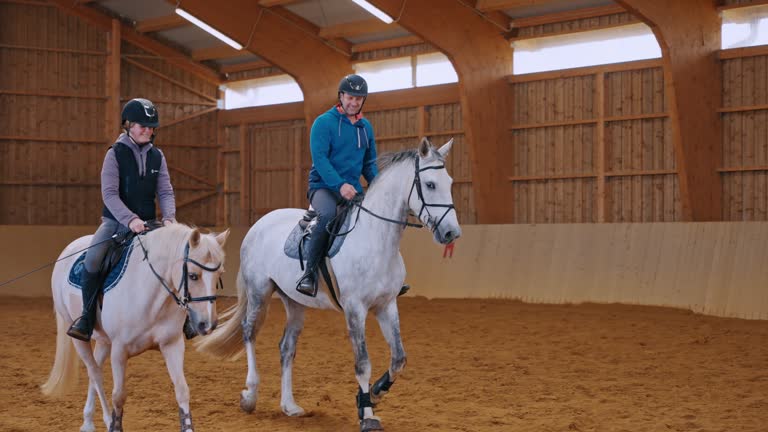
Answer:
178 408 194 432
356 387 374 420
357 387 383 431
371 370 394 404
108 410 123 432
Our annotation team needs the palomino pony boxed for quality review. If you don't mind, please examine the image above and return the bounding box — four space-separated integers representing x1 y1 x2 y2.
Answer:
196 138 461 431
41 224 229 432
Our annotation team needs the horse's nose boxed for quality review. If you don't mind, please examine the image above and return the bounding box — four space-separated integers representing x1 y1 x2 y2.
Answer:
443 230 455 242
197 321 209 335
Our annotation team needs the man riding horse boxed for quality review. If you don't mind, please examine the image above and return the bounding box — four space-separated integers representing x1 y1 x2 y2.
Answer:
296 74 378 296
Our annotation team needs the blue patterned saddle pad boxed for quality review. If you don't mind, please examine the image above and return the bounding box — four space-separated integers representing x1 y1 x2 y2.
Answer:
68 242 134 294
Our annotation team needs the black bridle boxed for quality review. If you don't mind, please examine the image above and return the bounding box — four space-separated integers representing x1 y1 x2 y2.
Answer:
407 157 456 233
331 156 456 236
137 235 222 310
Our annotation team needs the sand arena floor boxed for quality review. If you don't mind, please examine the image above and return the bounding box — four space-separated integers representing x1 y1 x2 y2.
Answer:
0 295 767 432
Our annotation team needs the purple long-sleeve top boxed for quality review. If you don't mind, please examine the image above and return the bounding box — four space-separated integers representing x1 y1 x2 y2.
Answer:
101 133 176 227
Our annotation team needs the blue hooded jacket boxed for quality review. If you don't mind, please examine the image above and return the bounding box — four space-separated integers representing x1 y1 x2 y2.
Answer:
308 106 378 194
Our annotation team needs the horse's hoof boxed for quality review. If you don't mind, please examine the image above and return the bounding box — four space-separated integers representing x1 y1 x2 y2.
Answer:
360 417 384 431
79 422 96 432
281 402 305 417
239 390 256 413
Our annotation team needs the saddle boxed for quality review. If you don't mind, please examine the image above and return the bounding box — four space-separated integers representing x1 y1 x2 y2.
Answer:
68 231 135 295
282 201 355 262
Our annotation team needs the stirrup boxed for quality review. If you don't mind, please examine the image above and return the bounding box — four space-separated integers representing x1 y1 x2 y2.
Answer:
296 273 318 297
66 316 92 342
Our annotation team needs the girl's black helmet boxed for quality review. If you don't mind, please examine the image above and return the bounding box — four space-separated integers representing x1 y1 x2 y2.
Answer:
338 74 368 97
121 98 159 127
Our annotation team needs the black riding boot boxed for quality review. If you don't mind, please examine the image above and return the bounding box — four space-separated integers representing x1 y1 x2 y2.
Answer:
67 269 100 342
296 232 329 297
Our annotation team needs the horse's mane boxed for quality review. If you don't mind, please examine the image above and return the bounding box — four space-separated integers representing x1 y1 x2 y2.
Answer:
371 144 445 192
142 224 224 266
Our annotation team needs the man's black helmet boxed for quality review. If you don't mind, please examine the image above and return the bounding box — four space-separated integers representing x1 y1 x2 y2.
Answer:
121 98 159 128
338 74 368 97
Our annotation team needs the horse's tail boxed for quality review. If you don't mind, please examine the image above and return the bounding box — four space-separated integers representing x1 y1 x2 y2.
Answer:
195 268 247 359
41 310 80 397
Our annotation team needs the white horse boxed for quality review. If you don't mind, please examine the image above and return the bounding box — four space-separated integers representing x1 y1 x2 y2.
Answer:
41 224 230 432
196 137 461 431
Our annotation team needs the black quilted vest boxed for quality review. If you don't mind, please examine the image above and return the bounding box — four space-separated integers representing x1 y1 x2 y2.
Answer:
102 143 161 222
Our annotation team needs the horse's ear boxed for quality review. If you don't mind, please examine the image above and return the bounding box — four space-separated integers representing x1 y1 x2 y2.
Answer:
418 137 431 158
437 138 454 158
190 229 201 248
215 229 230 247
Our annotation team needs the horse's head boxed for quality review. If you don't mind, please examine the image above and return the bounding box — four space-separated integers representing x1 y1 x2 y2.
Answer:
408 137 462 244
164 226 230 337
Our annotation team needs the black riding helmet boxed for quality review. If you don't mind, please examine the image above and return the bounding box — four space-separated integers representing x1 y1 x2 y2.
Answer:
338 74 368 116
338 74 368 97
121 98 159 128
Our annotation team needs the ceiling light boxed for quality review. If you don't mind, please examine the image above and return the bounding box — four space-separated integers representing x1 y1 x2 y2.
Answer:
175 8 243 50
351 0 394 24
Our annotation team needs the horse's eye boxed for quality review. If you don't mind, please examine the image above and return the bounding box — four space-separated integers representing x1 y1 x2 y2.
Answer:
426 181 436 190
189 273 199 281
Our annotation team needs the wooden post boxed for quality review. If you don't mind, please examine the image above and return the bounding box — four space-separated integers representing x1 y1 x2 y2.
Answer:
368 0 515 223
616 0 722 221
595 72 607 222
105 18 120 143
239 123 250 225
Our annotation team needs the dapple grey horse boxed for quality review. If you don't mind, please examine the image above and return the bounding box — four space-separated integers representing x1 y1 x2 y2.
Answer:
197 138 461 431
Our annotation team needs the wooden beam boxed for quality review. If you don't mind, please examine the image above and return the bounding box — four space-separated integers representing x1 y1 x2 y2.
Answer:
352 35 424 53
718 0 768 10
218 102 304 126
511 18 641 41
595 72 606 222
364 83 460 112
370 0 515 223
477 0 544 12
220 59 272 74
49 0 222 84
168 166 217 187
0 90 106 99
719 45 768 60
718 104 768 113
507 59 663 83
163 107 218 128
239 124 250 224
173 0 353 165
176 191 217 209
0 136 105 143
122 56 217 102
0 43 105 55
106 19 121 142
135 14 188 33
192 45 249 61
319 19 402 39
258 0 301 6
511 5 627 28
617 0 722 221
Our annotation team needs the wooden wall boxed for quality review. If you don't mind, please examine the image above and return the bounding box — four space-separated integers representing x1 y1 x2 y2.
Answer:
720 51 768 221
0 2 106 225
3 1 768 226
0 2 220 226
509 60 678 223
218 88 476 226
